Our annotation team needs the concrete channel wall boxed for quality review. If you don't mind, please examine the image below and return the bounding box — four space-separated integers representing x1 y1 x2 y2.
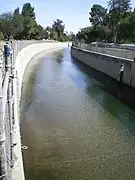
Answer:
15 42 68 98
12 42 69 180
74 43 135 60
12 40 57 62
71 46 135 88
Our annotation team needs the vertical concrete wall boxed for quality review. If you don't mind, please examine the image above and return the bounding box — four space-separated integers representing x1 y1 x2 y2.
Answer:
71 46 135 88
131 62 135 88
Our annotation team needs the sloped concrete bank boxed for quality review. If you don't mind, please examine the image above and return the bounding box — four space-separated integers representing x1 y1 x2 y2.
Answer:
71 46 135 88
12 42 69 180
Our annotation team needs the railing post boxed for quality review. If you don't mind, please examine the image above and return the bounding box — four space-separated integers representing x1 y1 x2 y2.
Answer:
0 51 7 179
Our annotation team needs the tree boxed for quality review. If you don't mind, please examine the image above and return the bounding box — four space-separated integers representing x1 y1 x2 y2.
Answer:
75 0 135 44
21 3 37 39
35 25 44 40
22 3 36 19
108 0 131 42
45 26 56 40
13 8 24 39
35 25 49 40
43 29 49 39
76 25 113 43
76 27 92 43
50 30 57 40
46 26 51 31
0 12 14 39
52 19 65 41
0 3 71 41
117 11 135 43
68 31 76 41
89 4 107 27
76 30 85 42
65 31 68 36
108 0 131 13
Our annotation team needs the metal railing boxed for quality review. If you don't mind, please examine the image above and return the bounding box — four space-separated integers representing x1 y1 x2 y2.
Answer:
72 42 135 60
0 42 14 180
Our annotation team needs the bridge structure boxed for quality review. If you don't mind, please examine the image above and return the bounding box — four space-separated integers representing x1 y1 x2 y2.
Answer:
0 40 69 180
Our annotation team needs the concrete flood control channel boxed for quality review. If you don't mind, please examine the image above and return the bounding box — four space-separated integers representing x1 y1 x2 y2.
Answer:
20 48 135 180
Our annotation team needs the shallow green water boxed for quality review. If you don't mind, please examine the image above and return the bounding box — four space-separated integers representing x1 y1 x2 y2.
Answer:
21 48 135 180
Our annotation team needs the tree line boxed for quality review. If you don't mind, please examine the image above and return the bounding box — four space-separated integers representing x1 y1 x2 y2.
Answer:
76 0 135 44
0 3 75 41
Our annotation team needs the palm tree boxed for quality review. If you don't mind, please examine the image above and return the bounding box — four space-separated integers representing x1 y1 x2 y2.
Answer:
52 19 65 40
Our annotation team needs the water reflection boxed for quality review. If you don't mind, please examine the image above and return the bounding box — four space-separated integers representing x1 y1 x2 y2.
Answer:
21 48 135 180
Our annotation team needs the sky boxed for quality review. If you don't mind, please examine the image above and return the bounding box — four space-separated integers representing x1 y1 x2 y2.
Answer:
0 0 135 34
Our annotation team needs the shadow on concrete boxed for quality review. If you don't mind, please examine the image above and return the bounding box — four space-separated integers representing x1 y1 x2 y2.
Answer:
71 57 135 110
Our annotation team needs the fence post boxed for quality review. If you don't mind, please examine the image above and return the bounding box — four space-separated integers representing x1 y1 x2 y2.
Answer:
0 47 8 179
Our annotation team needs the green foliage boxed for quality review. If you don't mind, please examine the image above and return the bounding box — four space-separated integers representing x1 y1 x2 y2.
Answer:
68 31 76 41
21 3 37 39
76 26 112 43
0 2 69 41
43 29 49 40
45 20 70 42
89 4 107 27
22 3 36 20
108 0 131 41
76 0 134 44
36 25 49 40
52 19 65 40
117 11 135 43
108 0 131 13
13 8 24 39
0 12 14 39
0 0 133 44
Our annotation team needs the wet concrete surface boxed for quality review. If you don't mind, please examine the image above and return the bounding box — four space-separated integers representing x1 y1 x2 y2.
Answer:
21 48 135 180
